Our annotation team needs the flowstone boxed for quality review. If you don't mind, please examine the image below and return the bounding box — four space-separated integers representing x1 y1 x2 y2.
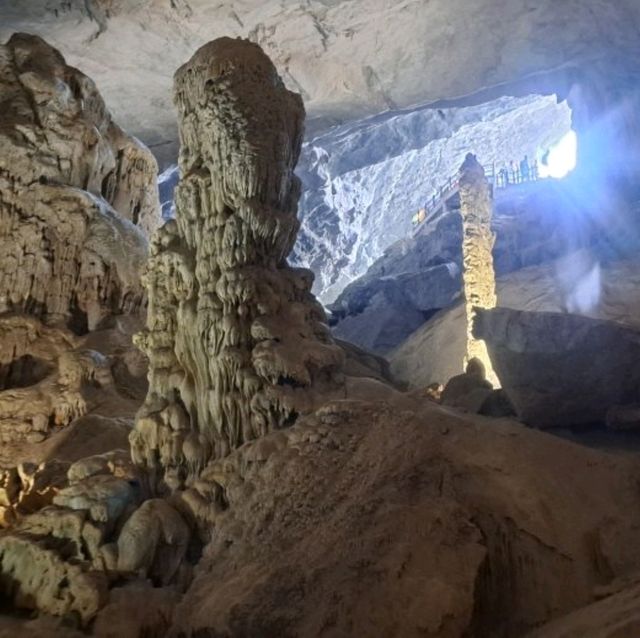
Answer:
0 33 164 622
0 33 160 331
131 37 345 490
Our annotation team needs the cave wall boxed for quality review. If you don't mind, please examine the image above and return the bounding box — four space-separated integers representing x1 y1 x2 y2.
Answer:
159 95 571 303
0 33 161 330
293 94 570 302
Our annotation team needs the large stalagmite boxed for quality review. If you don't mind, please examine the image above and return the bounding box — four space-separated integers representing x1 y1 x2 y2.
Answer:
458 153 498 385
131 37 345 490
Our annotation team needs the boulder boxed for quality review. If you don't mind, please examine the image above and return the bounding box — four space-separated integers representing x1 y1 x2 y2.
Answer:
331 283 429 354
474 307 640 427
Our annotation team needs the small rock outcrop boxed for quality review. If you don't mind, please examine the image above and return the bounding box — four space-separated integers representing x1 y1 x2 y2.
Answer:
474 307 640 427
0 33 161 332
0 316 115 445
131 37 344 490
441 356 494 413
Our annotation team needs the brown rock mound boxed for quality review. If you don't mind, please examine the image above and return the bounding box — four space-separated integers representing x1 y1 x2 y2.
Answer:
172 399 640 637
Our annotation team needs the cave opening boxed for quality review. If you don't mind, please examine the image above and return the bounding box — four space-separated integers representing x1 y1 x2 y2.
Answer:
291 91 576 305
0 355 55 391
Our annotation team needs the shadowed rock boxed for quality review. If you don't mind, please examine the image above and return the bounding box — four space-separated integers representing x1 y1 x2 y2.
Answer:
474 306 640 427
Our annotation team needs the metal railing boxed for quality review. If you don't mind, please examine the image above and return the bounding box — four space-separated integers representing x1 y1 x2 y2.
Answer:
411 160 541 231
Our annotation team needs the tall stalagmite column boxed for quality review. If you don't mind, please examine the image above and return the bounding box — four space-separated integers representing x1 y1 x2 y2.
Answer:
458 153 498 386
131 38 344 491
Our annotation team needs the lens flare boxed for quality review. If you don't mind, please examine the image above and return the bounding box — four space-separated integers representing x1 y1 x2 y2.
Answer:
540 130 577 179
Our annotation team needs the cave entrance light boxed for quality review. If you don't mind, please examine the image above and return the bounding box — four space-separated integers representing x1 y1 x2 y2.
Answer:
539 130 578 179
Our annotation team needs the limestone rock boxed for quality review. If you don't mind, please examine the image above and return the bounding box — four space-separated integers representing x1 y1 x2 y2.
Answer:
473 307 640 428
91 582 179 638
296 95 570 304
331 282 430 355
0 533 108 624
2 1 639 169
0 316 119 445
336 338 400 388
170 399 640 636
329 176 592 355
0 449 142 621
390 255 640 390
132 38 344 490
458 153 497 384
0 33 160 331
116 498 190 586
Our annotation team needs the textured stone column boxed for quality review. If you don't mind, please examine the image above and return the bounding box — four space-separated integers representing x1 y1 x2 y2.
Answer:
458 153 498 386
131 38 344 491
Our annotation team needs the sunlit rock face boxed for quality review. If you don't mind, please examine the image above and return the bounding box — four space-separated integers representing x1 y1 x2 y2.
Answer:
132 37 344 491
294 94 570 302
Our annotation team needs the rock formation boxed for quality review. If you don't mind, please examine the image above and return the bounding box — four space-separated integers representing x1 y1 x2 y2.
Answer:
458 153 498 385
3 26 640 638
0 316 113 446
131 37 344 491
390 253 640 390
441 356 494 412
292 94 570 303
0 33 165 622
3 1 639 170
0 33 160 332
0 33 162 449
167 399 640 637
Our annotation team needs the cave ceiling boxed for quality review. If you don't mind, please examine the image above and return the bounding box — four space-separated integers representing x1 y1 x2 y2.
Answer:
2 0 640 166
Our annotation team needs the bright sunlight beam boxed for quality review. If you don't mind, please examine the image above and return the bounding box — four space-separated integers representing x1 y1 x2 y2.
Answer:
539 130 578 179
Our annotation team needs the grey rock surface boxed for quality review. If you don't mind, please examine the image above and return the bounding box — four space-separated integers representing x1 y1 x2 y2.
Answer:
474 307 640 428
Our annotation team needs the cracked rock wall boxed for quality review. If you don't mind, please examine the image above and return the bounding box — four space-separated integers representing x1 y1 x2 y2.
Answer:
132 37 344 490
0 33 161 331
